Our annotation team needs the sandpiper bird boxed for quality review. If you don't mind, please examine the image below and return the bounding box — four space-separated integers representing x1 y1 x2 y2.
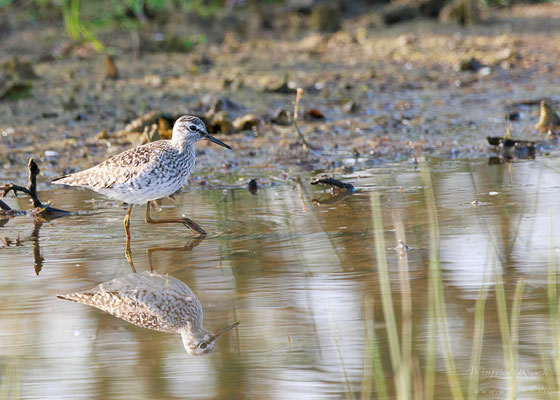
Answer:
58 271 239 355
52 115 230 237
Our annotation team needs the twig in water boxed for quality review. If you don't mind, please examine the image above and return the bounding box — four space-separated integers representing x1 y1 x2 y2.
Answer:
0 199 11 211
1 158 71 217
311 176 355 192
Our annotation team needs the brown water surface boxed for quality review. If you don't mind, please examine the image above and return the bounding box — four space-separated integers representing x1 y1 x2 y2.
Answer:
1 157 560 399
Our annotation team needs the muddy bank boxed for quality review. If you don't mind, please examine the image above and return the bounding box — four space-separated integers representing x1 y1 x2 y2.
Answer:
1 4 560 186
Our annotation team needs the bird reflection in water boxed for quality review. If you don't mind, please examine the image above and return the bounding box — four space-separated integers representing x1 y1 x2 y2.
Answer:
58 238 239 356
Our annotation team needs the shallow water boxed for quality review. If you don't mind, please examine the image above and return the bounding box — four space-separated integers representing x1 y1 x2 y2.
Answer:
2 156 560 399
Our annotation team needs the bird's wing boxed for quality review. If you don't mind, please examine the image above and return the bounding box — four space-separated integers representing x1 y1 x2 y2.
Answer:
51 141 173 189
58 272 202 332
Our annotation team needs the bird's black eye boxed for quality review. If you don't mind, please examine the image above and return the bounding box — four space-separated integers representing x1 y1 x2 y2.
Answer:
188 124 197 132
199 342 208 349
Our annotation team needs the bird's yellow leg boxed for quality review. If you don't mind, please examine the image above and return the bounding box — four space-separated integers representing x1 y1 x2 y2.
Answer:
145 200 207 235
124 204 133 238
123 204 137 272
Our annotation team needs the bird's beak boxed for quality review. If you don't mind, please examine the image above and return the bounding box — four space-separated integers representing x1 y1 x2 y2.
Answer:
205 133 231 150
210 321 240 341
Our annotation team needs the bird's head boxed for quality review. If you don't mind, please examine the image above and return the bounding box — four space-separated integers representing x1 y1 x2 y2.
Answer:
172 115 231 149
181 321 240 356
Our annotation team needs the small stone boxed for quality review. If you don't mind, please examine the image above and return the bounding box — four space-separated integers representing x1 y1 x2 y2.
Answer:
44 150 59 159
232 114 260 132
506 111 520 121
247 179 258 194
271 109 291 126
342 101 360 113
478 67 492 76
265 79 297 94
457 57 483 72
96 129 108 140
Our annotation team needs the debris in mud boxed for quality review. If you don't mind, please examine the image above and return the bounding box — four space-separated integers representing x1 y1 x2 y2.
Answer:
139 124 160 144
104 55 119 80
200 95 244 114
0 57 38 100
192 54 213 67
2 57 38 80
116 111 176 141
96 128 108 141
207 111 233 134
311 176 355 192
233 114 260 132
380 0 447 25
1 159 71 218
310 178 354 205
310 2 342 32
486 136 537 160
506 111 520 121
535 100 560 134
247 179 258 194
342 100 360 114
222 77 243 91
439 0 479 26
508 99 544 107
457 57 483 72
194 95 252 133
306 108 325 120
121 110 163 134
270 108 292 126
265 78 297 94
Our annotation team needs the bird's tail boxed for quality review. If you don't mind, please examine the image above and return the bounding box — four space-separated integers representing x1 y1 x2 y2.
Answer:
57 292 95 303
51 171 92 187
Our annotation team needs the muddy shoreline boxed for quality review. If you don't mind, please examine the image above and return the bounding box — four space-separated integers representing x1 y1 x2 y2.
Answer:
1 4 560 186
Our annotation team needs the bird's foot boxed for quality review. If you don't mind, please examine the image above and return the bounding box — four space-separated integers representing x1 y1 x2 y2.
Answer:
182 218 207 235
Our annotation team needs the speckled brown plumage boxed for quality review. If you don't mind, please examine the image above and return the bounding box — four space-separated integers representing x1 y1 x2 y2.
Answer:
58 271 239 356
51 116 208 204
58 271 203 333
52 140 195 204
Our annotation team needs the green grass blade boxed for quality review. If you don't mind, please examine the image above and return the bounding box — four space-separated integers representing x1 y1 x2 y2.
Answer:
371 192 407 400
393 212 412 399
467 268 489 400
424 279 436 400
509 279 525 398
547 219 560 392
364 297 389 400
80 24 105 53
493 257 514 399
421 164 464 400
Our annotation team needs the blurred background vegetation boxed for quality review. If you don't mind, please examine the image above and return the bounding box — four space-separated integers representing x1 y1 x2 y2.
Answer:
2 0 555 57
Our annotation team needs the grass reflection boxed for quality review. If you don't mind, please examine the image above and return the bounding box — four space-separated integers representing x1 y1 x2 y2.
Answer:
361 164 557 399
